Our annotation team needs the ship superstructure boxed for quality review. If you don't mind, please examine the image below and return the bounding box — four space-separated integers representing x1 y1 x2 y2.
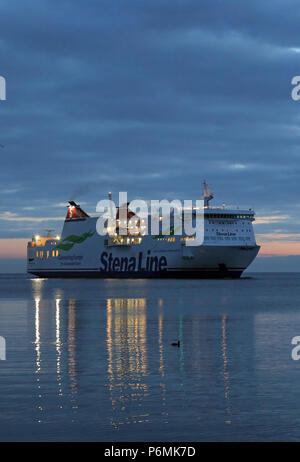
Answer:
27 184 260 278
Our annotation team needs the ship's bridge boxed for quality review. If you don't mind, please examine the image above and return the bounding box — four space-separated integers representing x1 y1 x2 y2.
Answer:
27 231 60 249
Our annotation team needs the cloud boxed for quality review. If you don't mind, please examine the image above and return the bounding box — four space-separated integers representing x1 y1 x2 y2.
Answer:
257 233 300 241
255 215 291 224
0 212 64 222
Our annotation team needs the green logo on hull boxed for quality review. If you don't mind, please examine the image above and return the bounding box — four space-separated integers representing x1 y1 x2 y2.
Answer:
57 230 95 251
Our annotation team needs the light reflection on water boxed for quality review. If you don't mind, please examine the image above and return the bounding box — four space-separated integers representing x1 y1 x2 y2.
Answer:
25 277 234 438
33 280 80 425
1 274 300 441
106 298 149 428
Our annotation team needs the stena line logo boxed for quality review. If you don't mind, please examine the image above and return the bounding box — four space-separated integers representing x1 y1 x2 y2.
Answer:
100 250 167 273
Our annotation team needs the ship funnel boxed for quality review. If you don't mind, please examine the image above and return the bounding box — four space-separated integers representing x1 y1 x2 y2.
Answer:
66 201 90 220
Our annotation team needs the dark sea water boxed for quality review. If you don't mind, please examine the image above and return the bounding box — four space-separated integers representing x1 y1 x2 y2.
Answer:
0 273 300 441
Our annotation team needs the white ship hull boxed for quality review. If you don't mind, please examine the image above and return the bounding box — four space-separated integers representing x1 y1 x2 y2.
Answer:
27 215 260 279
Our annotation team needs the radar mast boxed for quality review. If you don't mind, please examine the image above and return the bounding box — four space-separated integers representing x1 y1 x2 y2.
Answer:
203 181 214 208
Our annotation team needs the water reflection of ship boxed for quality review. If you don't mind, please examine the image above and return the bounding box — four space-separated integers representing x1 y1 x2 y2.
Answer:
106 298 150 428
32 279 78 423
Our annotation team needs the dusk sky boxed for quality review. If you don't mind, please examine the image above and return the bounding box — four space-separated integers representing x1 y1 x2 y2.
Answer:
1 0 300 271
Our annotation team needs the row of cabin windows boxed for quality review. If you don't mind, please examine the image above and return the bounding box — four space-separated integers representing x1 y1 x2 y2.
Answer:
206 228 252 233
205 214 253 219
155 237 197 242
155 232 252 241
154 237 196 242
208 221 251 225
205 236 251 241
36 250 59 259
155 237 177 242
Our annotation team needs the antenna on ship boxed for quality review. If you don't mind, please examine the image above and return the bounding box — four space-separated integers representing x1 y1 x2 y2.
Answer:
45 229 55 238
108 191 114 215
108 192 114 235
203 180 214 208
108 192 113 216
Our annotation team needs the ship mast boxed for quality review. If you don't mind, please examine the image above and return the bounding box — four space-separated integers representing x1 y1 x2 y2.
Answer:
108 192 114 235
203 180 214 208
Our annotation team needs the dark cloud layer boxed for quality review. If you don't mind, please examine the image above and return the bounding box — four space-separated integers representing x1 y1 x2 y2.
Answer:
0 0 300 264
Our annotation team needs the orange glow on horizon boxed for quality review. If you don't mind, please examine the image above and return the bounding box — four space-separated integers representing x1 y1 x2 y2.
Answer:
257 241 300 257
256 233 300 257
1 234 300 259
0 239 28 258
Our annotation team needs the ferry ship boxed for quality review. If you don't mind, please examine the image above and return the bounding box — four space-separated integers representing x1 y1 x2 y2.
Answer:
27 184 260 278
